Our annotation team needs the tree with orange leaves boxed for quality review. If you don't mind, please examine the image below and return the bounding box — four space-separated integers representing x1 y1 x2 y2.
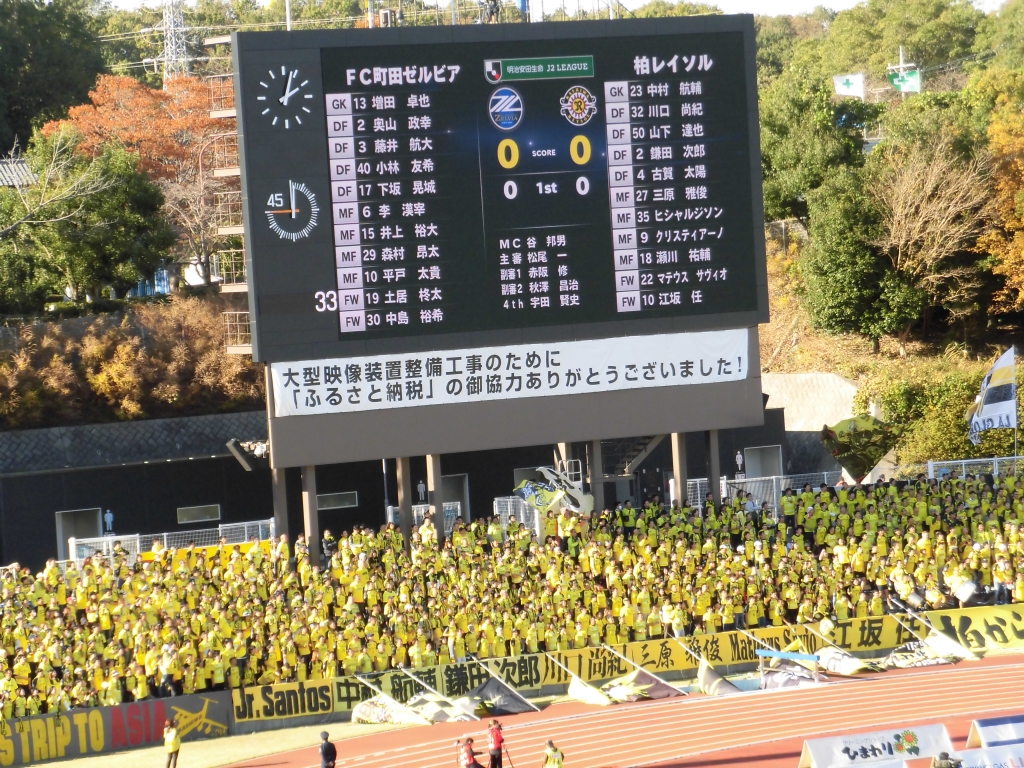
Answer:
49 74 220 182
45 74 229 283
981 75 1024 313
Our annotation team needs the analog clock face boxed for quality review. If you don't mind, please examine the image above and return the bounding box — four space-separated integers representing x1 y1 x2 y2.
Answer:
256 66 315 128
265 181 319 241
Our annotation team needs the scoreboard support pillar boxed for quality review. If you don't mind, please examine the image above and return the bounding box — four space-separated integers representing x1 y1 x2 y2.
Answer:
271 467 290 540
671 433 688 507
589 440 605 515
396 457 414 550
301 465 321 565
426 454 444 543
705 430 722 510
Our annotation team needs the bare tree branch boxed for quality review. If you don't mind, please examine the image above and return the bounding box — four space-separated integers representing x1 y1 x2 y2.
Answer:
0 128 116 240
868 136 992 320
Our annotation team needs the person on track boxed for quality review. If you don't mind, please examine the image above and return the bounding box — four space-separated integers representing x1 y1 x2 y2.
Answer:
541 740 564 768
319 731 337 768
487 720 505 768
458 737 485 768
163 719 181 768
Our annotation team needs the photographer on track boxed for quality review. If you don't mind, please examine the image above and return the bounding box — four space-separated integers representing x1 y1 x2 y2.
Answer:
456 737 485 768
487 720 505 768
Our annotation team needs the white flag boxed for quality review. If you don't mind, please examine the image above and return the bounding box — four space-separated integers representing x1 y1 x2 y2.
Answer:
887 70 921 93
833 73 865 99
968 347 1016 445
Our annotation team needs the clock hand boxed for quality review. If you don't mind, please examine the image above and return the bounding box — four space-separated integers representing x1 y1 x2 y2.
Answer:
282 85 301 104
289 182 297 219
279 71 296 105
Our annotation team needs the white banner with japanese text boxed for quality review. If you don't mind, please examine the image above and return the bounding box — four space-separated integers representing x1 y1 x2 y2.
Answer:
799 725 953 768
270 328 749 417
956 744 1024 768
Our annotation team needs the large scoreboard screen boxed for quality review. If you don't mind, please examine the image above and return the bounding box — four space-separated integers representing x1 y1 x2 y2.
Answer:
234 17 767 364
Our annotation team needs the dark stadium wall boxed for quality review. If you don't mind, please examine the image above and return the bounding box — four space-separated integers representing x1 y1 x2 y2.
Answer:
309 459 391 532
0 457 273 570
304 447 550 532
620 407 790 504
442 444 555 520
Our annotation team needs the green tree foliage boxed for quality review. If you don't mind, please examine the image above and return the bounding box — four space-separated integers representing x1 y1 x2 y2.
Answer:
799 77 995 350
759 70 874 220
754 10 832 85
812 0 982 79
0 130 173 310
801 166 892 342
632 0 721 17
34 146 174 299
975 0 1024 69
855 364 1022 463
0 0 105 150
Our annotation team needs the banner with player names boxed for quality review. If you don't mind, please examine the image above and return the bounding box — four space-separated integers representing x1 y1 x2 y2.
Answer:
270 329 749 417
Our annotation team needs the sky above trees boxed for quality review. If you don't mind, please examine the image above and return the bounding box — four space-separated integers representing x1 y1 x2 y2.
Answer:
100 0 1007 20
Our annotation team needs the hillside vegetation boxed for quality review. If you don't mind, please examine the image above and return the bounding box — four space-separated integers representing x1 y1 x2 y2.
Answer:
2 0 1024 460
0 296 263 429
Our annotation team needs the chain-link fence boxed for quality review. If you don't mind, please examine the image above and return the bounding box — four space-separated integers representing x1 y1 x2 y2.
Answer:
925 456 1023 479
70 519 273 566
391 503 463 537
683 471 843 513
493 496 541 540
890 463 929 481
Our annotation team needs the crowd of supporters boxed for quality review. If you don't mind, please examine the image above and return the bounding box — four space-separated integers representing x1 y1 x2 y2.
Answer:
1 472 1023 718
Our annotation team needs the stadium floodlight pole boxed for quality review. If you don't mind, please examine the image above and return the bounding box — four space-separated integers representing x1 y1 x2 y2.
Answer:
286 0 292 30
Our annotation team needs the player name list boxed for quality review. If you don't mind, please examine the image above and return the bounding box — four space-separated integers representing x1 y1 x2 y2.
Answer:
604 77 727 313
325 90 453 334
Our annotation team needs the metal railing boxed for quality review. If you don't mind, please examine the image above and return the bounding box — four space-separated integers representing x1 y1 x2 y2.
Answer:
214 190 243 229
890 463 929 481
209 133 239 169
223 311 251 347
212 249 246 285
493 497 541 540
684 471 843 512
207 73 234 112
69 519 274 566
411 502 462 535
925 455 1024 479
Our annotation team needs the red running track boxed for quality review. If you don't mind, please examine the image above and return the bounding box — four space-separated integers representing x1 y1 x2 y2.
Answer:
226 659 1024 768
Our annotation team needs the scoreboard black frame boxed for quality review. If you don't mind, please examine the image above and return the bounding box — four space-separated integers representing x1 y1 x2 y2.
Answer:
233 16 768 364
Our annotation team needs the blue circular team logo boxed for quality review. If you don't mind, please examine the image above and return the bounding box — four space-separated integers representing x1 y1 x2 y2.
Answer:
488 87 524 131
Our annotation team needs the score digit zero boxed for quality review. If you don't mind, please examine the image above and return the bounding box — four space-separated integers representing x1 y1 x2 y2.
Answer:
497 135 591 168
499 135 592 199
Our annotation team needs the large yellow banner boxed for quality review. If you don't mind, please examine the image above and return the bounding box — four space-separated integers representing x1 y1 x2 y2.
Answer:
229 605 1024 720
